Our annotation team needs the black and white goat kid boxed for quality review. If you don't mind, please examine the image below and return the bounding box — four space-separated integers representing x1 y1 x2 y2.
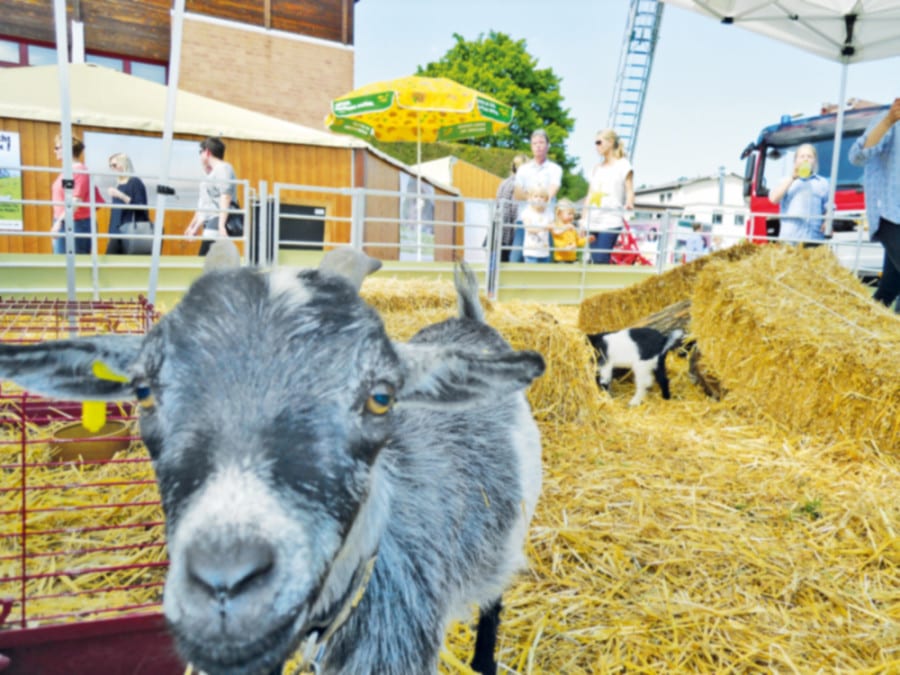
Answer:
0 248 545 675
587 327 683 406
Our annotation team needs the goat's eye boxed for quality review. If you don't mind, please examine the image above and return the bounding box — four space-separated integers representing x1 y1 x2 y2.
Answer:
134 381 156 409
365 384 394 416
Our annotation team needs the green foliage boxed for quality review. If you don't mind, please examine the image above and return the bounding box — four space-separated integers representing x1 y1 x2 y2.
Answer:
414 32 577 177
370 140 513 178
373 140 588 202
563 170 589 203
370 31 587 200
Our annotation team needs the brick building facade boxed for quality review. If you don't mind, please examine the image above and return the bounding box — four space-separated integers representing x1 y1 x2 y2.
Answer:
0 0 357 130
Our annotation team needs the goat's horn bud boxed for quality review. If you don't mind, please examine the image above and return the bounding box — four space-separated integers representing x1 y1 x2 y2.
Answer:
203 240 241 272
319 248 382 292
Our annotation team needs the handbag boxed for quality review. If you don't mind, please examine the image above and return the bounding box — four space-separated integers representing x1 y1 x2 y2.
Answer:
225 199 244 237
120 212 154 255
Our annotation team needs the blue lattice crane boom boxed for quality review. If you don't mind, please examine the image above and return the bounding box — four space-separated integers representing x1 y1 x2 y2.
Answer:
607 0 664 161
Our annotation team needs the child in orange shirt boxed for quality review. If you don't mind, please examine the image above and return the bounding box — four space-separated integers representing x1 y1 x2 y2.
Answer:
551 199 593 263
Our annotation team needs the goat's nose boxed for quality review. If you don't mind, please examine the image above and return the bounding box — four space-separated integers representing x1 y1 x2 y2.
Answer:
186 537 275 601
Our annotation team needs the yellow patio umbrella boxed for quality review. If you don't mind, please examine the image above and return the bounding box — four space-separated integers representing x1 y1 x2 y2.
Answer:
325 75 514 147
325 75 514 260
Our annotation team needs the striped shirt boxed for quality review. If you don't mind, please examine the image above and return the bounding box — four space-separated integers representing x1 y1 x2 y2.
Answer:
849 111 900 238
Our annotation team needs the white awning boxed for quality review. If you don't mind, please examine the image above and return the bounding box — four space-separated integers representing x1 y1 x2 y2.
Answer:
0 63 368 148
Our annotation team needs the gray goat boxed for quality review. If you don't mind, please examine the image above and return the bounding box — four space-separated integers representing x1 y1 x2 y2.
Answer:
0 250 545 675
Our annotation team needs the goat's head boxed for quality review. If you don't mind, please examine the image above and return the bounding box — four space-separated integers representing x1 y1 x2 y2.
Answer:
0 251 544 675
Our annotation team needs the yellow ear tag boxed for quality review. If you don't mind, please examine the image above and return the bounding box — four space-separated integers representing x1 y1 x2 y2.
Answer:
92 360 130 383
82 400 106 433
84 360 130 431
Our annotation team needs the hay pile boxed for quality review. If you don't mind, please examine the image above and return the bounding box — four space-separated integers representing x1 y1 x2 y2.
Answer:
367 268 898 674
361 275 483 313
488 384 899 673
0 420 166 627
693 244 900 451
375 297 604 431
4 266 898 674
578 241 759 333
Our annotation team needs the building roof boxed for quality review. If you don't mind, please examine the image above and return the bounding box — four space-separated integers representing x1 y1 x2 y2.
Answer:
0 63 367 149
635 172 743 193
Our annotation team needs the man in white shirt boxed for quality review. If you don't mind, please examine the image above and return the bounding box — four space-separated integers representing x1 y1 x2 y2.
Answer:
514 129 562 201
511 129 562 261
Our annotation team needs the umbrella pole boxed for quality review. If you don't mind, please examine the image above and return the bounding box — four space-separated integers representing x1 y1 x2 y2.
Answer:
416 120 422 262
825 59 849 237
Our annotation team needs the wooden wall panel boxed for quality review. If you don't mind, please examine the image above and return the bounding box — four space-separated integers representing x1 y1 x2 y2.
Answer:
451 159 502 201
362 154 401 261
1 0 354 64
448 159 501 253
0 117 358 256
361 155 459 262
1 0 57 46
82 1 172 63
433 197 458 263
0 116 460 260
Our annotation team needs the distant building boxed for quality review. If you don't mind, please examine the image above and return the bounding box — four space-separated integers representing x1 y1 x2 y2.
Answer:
633 170 748 248
0 0 357 130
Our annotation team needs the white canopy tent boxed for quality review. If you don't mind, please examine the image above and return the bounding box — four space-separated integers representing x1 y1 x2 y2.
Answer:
663 0 900 232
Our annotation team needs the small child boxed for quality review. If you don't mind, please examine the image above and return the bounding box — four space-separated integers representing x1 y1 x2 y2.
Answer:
551 198 593 263
520 187 553 262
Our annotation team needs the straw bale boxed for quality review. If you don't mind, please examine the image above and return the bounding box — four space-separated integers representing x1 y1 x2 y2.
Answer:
5 280 899 674
578 241 759 334
692 244 900 451
377 298 607 430
361 275 495 314
430 355 898 673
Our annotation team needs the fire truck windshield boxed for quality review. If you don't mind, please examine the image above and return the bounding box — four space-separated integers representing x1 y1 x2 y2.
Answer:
758 135 864 194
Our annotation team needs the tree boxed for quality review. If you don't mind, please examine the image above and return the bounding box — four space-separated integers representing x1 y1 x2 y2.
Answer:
416 31 580 197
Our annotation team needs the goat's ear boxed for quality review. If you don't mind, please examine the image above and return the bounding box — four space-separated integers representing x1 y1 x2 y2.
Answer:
319 248 382 292
394 343 545 408
0 335 144 401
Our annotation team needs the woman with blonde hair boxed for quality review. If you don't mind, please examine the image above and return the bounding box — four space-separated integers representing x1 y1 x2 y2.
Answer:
768 143 829 244
106 152 150 254
582 128 634 264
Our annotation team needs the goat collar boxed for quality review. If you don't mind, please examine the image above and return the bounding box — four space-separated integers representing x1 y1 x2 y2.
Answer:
295 553 377 673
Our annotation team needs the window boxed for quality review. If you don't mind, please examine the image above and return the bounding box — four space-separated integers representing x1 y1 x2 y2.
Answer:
130 61 166 84
712 212 723 225
0 37 166 84
735 214 745 226
27 44 57 65
86 53 124 71
0 39 20 65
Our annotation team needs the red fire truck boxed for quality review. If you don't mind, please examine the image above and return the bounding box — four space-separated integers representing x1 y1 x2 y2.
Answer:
739 104 887 277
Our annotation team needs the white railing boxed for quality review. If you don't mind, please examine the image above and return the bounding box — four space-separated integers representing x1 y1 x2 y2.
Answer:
0 166 883 303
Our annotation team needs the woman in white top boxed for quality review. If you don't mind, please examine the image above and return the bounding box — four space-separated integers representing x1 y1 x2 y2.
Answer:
582 128 634 264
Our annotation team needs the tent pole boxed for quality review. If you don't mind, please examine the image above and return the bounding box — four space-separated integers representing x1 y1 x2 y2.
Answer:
53 0 77 305
825 58 849 237
148 0 186 305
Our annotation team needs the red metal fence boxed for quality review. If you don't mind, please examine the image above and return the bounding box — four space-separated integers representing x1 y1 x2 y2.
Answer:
0 298 183 674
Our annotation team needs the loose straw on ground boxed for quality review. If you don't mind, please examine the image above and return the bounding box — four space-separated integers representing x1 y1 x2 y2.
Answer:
3 261 897 674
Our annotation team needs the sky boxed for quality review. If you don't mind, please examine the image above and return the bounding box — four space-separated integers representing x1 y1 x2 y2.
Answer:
353 0 900 188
